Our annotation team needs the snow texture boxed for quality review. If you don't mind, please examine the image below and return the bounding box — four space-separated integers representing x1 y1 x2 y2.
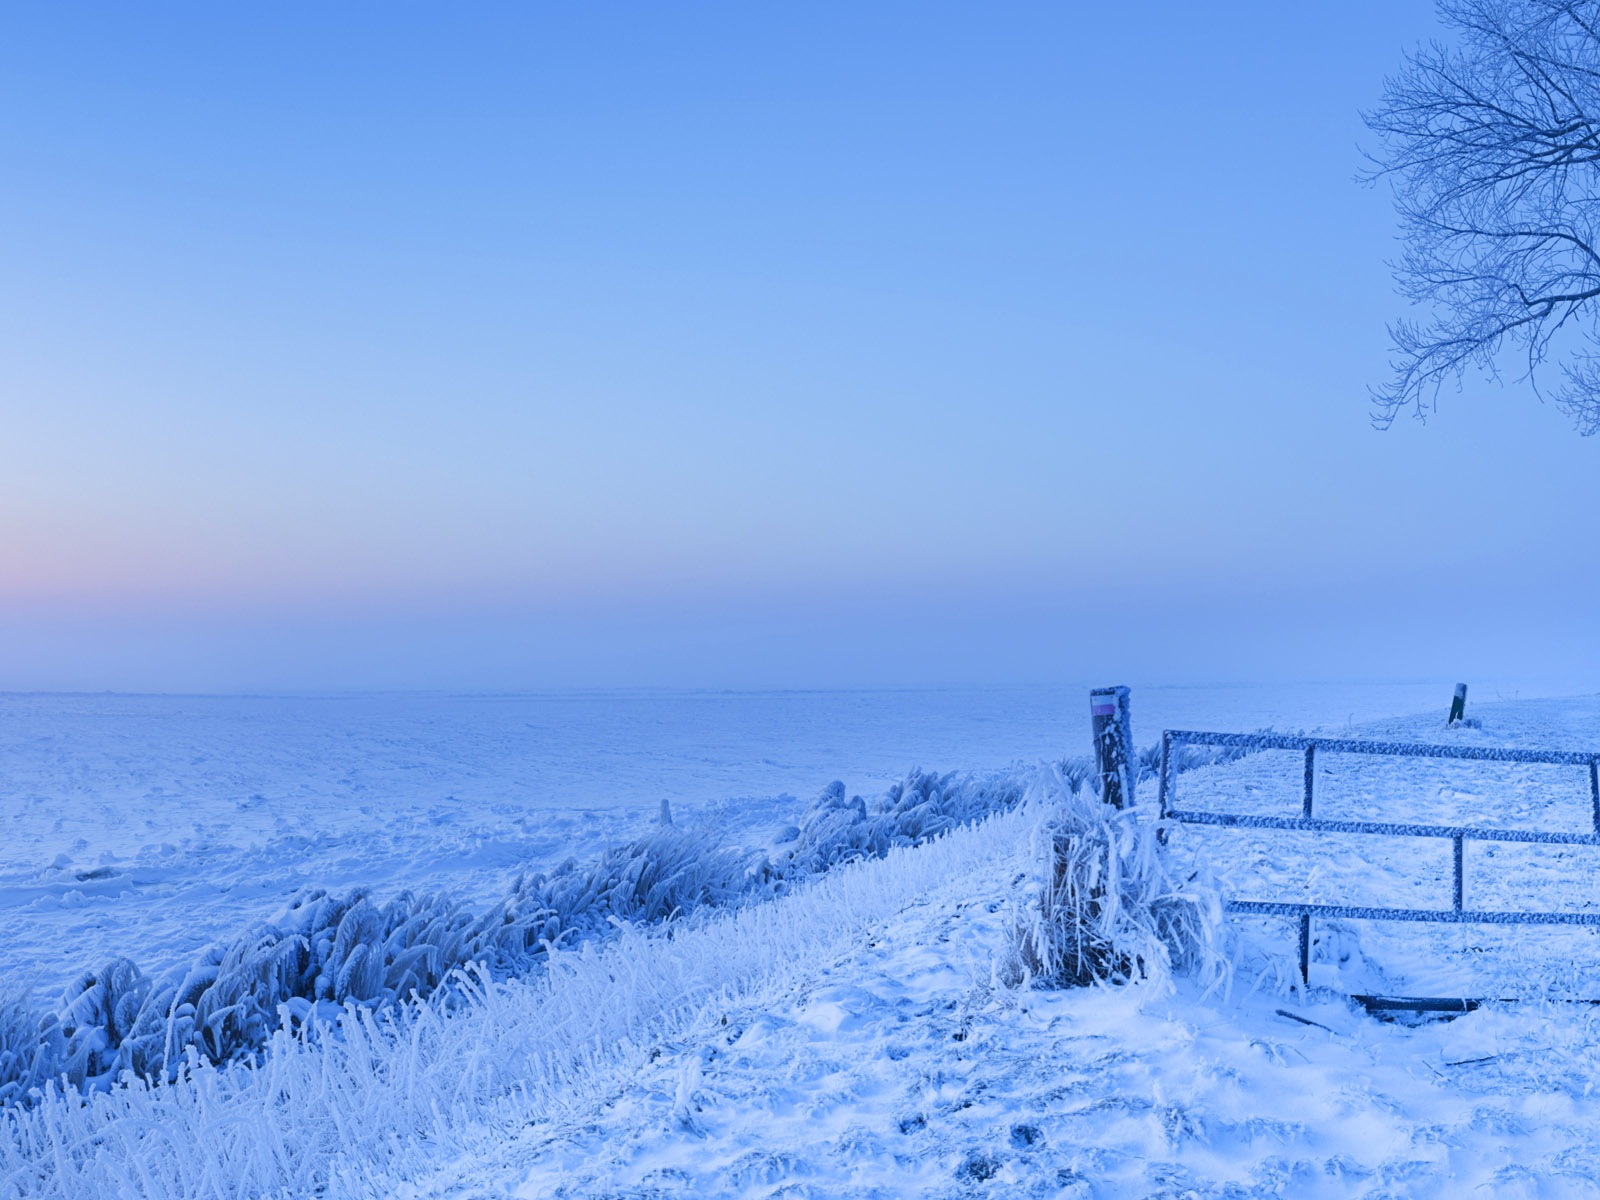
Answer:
5 685 1600 1196
13 732 1600 1197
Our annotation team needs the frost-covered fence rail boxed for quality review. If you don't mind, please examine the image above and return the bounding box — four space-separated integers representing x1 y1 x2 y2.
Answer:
1157 729 1600 1008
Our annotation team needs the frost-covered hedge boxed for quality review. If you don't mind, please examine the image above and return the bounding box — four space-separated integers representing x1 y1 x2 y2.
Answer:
0 737 1238 1107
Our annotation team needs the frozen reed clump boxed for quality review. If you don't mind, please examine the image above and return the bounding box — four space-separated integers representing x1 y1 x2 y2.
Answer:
0 824 764 1103
509 822 761 933
781 769 1032 876
0 993 64 1109
0 801 1028 1197
1005 767 1227 994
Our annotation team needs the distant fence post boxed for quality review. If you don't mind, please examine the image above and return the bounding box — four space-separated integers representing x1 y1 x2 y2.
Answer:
1448 683 1468 726
1090 686 1134 809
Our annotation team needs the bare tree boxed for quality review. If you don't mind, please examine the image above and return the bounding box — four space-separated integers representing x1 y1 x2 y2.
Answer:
1367 0 1600 434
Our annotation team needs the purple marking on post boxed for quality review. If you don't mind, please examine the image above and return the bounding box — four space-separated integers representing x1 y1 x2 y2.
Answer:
1091 700 1117 716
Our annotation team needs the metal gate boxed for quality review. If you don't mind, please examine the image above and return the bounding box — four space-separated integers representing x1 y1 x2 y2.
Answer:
1157 729 1600 1011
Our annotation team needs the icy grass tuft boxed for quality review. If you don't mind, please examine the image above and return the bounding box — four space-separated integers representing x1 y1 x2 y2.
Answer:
1004 767 1229 995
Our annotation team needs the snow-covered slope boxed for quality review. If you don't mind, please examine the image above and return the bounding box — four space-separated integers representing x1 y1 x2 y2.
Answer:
13 784 1600 1198
6 687 1600 1197
412 830 1600 1200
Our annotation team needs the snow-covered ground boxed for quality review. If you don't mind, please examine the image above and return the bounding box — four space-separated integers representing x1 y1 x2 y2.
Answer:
0 682 1467 994
6 684 1600 1198
424 824 1600 1200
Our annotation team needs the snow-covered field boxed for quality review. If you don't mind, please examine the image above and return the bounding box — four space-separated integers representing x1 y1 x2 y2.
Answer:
5 683 1600 1198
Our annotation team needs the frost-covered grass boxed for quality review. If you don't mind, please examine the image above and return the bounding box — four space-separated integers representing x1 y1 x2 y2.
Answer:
467 850 1600 1200
0 766 1036 1107
0 802 1039 1199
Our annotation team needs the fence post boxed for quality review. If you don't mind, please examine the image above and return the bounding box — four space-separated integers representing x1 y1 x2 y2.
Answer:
1298 911 1311 989
1156 731 1173 845
1302 745 1316 818
1448 683 1468 726
1090 686 1134 809
1591 759 1599 835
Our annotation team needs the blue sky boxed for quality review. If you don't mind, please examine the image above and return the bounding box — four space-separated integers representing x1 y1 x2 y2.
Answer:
2 2 1595 691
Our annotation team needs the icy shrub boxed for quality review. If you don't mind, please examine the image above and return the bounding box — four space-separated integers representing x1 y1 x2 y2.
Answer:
789 780 875 872
1057 755 1098 795
1005 768 1227 992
